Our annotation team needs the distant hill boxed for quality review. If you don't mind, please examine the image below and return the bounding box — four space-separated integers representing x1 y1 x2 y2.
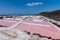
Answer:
38 10 60 21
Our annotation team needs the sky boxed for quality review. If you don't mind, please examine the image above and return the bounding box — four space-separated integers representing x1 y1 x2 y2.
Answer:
0 0 60 15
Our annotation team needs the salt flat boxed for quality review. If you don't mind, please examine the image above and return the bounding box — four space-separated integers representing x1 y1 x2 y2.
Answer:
0 16 60 40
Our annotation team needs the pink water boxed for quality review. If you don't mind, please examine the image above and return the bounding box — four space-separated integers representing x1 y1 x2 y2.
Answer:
0 19 60 39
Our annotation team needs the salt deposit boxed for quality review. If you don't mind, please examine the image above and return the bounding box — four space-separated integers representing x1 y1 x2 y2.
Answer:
0 27 30 40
